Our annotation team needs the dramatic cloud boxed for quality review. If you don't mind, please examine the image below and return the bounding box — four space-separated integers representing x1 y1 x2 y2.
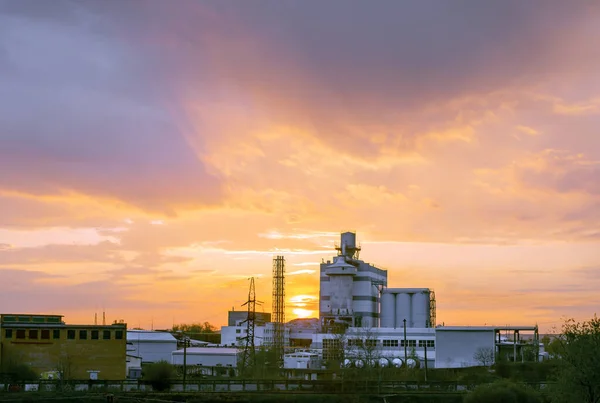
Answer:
0 0 599 329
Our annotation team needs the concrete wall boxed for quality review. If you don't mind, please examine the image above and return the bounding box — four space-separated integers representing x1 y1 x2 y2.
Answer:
435 328 495 368
172 348 237 367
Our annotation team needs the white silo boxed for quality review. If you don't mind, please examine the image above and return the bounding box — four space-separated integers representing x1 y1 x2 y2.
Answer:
355 359 364 368
378 358 389 368
380 291 396 328
395 292 412 327
412 290 431 328
342 359 353 368
406 358 418 369
391 358 403 368
340 232 357 258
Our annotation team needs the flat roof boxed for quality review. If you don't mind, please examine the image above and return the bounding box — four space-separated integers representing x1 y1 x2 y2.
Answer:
127 330 177 343
437 326 537 331
172 347 238 355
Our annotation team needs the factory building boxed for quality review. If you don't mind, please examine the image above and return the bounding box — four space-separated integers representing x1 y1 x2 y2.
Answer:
228 310 271 327
0 313 127 380
126 330 177 364
320 232 387 329
313 232 538 369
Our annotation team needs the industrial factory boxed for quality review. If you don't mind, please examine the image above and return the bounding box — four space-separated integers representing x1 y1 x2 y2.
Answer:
219 231 541 370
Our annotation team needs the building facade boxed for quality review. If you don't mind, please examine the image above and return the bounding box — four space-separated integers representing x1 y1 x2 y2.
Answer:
0 314 127 380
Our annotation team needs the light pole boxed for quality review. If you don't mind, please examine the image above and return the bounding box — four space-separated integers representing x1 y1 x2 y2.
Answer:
180 333 189 391
403 319 407 372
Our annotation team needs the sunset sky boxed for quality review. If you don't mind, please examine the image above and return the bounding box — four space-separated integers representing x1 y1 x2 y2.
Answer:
1 1 599 333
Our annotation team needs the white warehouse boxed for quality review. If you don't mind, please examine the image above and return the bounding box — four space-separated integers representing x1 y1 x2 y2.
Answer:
127 330 178 364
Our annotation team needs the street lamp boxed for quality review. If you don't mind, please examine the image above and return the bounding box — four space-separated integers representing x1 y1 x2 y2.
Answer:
403 319 407 371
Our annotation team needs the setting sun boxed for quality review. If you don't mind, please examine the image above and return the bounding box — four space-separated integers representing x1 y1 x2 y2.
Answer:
292 308 314 319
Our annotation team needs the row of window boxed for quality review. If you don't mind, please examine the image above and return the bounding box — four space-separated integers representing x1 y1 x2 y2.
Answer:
4 328 124 341
325 339 435 348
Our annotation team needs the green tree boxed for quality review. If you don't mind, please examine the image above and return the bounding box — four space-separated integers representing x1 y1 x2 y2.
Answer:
550 315 600 403
172 322 219 343
464 380 543 403
143 360 177 392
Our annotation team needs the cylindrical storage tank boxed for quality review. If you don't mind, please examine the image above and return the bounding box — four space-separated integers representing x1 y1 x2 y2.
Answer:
412 290 431 328
379 358 389 368
380 291 395 328
340 232 356 251
392 358 403 368
352 276 376 327
395 292 412 328
355 359 364 369
342 359 353 368
406 358 418 369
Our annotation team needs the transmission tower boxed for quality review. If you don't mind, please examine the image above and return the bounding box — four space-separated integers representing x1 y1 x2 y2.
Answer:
272 256 286 367
240 277 261 373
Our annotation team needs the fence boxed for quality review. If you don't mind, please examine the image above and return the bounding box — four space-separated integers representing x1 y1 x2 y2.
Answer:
0 379 552 394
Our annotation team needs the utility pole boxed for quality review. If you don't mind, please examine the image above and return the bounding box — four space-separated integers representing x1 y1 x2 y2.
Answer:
403 319 407 371
424 342 428 382
180 332 189 391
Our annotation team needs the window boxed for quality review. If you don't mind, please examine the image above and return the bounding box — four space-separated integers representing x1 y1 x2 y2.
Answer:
29 329 38 339
115 330 124 340
41 330 50 340
365 339 379 347
427 340 435 348
67 330 76 340
383 339 398 347
53 329 61 339
5 329 12 338
16 329 26 339
418 340 435 348
103 330 111 340
236 329 241 334
79 330 87 340
401 340 416 347
91 330 99 340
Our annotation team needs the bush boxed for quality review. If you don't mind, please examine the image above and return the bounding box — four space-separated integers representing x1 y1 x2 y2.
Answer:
143 360 177 392
464 380 543 403
7 363 38 382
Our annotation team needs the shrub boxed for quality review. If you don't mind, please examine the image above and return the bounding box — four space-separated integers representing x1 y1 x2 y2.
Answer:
143 360 177 392
7 363 38 382
464 380 543 403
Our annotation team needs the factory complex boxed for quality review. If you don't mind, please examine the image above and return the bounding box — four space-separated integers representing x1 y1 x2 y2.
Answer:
221 232 541 371
0 232 543 381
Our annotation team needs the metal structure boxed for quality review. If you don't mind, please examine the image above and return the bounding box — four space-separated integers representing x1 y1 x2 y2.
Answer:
240 277 261 372
320 232 387 330
429 290 437 328
272 255 286 367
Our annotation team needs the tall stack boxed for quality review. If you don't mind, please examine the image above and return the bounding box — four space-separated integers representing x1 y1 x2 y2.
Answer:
272 256 286 367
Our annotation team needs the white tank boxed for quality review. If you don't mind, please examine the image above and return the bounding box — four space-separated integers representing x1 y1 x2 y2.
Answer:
340 232 356 252
342 359 353 368
392 358 403 368
368 359 377 368
380 291 395 328
395 292 412 328
412 290 431 328
378 358 389 368
355 359 364 368
406 358 418 369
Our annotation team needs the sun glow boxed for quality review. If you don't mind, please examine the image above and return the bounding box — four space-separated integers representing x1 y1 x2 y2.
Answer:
292 308 314 319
